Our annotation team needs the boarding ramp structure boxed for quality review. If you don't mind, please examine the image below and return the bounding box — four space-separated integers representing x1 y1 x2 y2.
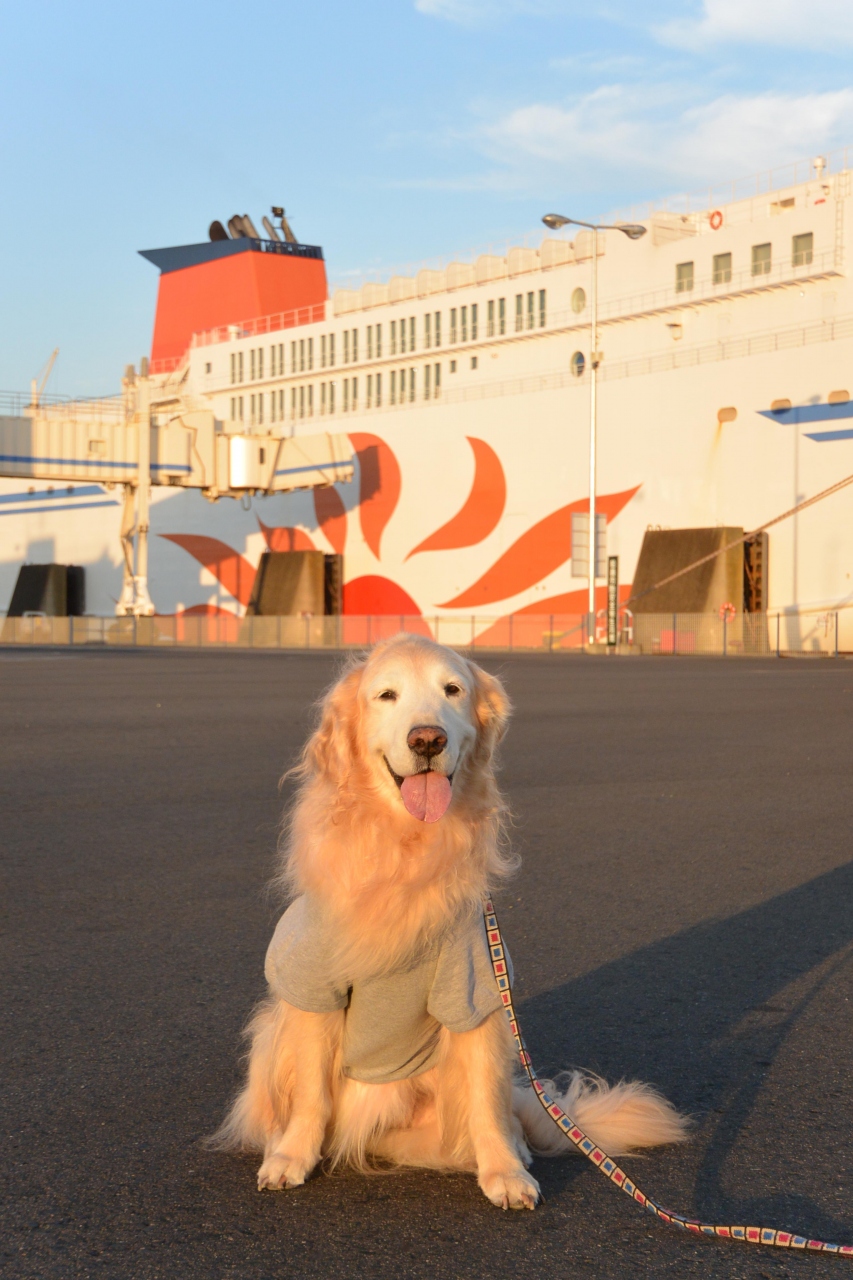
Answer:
0 362 354 615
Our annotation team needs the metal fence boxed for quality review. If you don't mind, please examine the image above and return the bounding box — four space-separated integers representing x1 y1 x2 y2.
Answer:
0 611 848 655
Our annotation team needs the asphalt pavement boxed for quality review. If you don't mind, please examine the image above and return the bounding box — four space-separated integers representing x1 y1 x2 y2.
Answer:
2 647 853 1280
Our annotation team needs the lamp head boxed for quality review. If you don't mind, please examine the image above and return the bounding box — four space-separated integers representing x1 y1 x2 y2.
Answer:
542 213 571 230
617 223 647 240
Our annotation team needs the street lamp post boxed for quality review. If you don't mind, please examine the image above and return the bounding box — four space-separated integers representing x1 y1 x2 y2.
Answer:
542 213 646 638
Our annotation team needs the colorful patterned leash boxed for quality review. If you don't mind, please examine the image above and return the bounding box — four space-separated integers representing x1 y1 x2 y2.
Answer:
483 899 853 1256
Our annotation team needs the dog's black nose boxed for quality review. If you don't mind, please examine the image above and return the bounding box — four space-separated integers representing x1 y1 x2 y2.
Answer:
407 725 448 759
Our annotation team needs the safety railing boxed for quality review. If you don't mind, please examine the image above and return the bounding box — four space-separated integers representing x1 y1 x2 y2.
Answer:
0 611 848 655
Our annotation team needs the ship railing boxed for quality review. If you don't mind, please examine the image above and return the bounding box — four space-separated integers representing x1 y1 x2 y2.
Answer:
0 610 848 657
191 304 328 349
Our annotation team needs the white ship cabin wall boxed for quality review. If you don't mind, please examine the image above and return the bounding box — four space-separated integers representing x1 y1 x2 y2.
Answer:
3 163 853 621
171 165 853 622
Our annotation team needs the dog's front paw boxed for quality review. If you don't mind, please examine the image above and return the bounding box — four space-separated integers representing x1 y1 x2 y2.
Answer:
257 1151 315 1191
479 1168 540 1210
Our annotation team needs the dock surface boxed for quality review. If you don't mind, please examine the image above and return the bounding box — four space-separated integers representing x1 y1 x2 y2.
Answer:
2 649 852 1278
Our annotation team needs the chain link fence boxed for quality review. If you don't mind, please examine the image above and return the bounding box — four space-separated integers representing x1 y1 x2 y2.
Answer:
0 610 848 655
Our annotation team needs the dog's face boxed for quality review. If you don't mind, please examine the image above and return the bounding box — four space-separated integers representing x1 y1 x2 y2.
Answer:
355 637 506 823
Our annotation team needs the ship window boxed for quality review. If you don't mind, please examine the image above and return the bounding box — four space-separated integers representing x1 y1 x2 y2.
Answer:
238 352 244 383
307 339 313 372
299 386 305 419
279 389 284 420
258 392 264 425
239 396 244 420
321 335 327 369
329 381 335 414
450 308 457 344
471 303 478 341
251 350 256 380
205 362 211 375
343 379 349 412
367 326 373 360
570 351 585 378
321 382 326 414
471 356 478 370
424 364 431 400
329 334 336 368
410 317 416 352
390 370 397 405
376 324 382 359
571 287 586 314
675 261 694 293
461 306 468 343
390 320 397 356
230 354 236 385
409 368 415 403
230 396 236 420
424 313 431 349
343 331 350 364
291 387 296 417
713 252 732 284
291 341 296 374
499 297 506 335
308 385 313 417
352 377 358 410
488 300 495 337
367 374 373 408
300 340 306 372
434 311 441 347
450 359 457 373
352 329 358 363
400 320 407 355
376 372 382 407
752 242 771 275
258 348 264 379
434 362 441 397
515 294 523 332
527 292 534 329
793 232 813 266
539 289 546 327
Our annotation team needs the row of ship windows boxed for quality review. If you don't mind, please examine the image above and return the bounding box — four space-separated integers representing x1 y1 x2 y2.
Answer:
228 291 546 384
229 362 465 423
675 232 814 293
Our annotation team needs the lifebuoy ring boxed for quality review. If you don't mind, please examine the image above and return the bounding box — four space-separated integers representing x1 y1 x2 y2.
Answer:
719 601 736 621
710 209 723 231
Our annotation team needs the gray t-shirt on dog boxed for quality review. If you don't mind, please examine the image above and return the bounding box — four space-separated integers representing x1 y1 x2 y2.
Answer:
264 895 510 1084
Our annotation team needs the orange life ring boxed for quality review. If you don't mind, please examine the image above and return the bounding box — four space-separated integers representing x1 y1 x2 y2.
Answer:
710 209 723 231
719 601 736 621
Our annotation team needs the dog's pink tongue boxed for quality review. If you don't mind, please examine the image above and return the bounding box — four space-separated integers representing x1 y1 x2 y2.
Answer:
400 772 452 823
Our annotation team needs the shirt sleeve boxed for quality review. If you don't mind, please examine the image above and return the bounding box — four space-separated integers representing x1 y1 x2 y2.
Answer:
264 895 350 1013
426 908 513 1034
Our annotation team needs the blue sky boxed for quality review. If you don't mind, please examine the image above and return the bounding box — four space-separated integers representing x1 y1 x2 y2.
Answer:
2 0 853 395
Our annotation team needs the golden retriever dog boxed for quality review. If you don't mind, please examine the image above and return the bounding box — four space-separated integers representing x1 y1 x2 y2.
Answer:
214 634 687 1208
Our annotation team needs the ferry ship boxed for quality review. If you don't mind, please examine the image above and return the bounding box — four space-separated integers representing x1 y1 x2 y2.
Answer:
2 153 853 633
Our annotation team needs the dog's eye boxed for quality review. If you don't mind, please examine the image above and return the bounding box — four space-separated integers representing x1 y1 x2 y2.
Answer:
378 689 398 702
444 683 462 697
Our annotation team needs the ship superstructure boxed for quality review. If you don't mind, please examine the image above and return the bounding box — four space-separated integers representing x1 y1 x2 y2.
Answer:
3 155 853 629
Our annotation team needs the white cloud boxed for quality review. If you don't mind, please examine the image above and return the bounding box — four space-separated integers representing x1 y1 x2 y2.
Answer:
415 0 572 24
658 0 853 51
480 85 853 189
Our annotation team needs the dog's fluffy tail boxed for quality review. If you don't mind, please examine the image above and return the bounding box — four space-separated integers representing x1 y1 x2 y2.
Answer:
514 1071 690 1159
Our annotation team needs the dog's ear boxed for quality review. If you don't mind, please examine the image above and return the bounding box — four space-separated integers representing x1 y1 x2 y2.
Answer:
467 659 511 760
304 663 364 785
